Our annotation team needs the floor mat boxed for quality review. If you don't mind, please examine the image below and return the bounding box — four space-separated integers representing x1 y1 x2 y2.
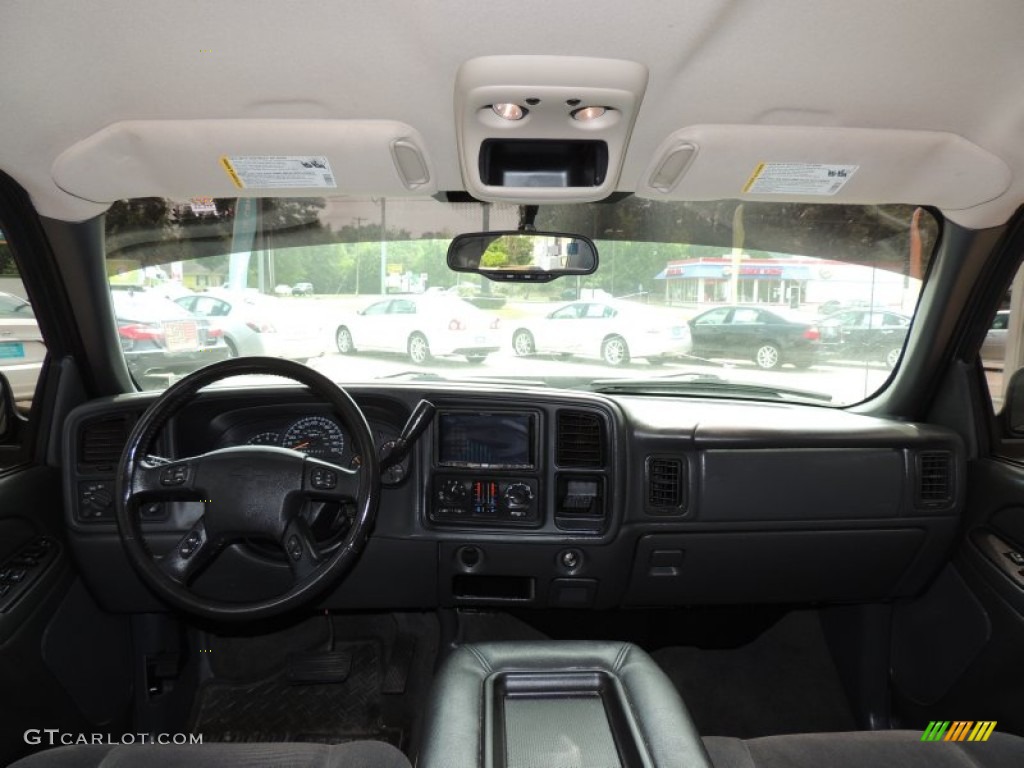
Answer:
652 610 857 739
189 641 397 744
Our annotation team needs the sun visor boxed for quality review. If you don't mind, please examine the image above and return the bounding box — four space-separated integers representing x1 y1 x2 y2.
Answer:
638 126 1011 212
52 120 436 202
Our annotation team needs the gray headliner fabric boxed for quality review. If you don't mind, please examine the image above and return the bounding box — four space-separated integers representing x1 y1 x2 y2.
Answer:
703 731 1024 768
8 741 411 768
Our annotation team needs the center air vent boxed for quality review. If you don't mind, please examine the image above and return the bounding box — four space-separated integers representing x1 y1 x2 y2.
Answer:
646 456 685 514
917 451 953 507
79 416 134 471
556 410 605 468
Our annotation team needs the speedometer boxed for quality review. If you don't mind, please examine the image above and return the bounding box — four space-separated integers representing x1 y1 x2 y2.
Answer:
283 416 345 459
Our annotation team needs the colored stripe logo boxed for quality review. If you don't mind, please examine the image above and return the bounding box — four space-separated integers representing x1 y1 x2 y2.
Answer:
921 721 997 742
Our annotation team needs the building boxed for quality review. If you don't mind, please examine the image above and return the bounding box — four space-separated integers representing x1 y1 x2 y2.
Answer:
655 254 919 311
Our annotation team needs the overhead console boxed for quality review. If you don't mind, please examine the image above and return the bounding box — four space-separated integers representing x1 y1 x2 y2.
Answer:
454 55 648 202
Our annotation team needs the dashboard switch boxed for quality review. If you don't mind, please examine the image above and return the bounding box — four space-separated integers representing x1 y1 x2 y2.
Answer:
504 482 534 510
559 549 582 570
1004 551 1024 567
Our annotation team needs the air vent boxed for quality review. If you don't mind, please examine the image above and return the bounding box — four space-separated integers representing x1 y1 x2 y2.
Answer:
556 410 605 467
647 456 685 514
917 451 953 506
79 416 133 471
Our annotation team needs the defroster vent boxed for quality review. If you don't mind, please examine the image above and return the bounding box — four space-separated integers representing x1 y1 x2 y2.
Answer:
79 416 134 471
556 410 605 467
917 451 953 506
646 456 685 514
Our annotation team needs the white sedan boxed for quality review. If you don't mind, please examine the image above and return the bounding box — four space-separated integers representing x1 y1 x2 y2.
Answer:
334 294 501 364
0 291 45 402
510 300 691 366
175 291 324 361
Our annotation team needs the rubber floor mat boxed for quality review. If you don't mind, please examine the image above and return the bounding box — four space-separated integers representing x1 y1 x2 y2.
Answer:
190 641 397 744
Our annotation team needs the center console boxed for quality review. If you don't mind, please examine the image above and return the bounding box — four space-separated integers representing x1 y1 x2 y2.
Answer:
418 640 713 768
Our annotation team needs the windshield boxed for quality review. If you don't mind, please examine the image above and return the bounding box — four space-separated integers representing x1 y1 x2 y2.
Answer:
103 197 938 405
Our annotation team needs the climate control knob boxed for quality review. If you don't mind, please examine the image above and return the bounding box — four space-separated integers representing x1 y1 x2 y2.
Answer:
439 479 468 503
503 482 534 509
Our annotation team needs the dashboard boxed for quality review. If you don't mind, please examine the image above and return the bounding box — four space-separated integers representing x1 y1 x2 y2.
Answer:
61 382 964 613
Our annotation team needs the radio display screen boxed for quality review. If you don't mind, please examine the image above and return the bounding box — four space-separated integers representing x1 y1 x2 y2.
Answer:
438 411 535 469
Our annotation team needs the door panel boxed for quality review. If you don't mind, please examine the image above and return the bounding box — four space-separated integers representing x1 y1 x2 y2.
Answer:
889 457 1024 736
0 466 130 764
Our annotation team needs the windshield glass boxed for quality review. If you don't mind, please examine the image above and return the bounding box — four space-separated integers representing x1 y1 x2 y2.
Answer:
103 197 938 405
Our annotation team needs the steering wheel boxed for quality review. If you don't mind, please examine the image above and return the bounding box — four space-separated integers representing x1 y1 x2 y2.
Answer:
114 357 380 621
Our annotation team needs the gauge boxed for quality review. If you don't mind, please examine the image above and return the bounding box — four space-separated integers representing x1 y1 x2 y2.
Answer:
283 416 345 459
247 431 281 447
349 429 407 486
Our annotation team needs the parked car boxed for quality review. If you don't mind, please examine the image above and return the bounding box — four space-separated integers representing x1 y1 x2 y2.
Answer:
981 309 1010 370
0 290 45 401
174 291 324 361
688 305 821 370
510 299 691 366
111 289 231 386
292 281 314 296
818 309 912 368
334 294 500 363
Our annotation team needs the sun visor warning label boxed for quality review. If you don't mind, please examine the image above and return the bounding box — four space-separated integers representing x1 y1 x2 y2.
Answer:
742 163 858 196
219 156 337 189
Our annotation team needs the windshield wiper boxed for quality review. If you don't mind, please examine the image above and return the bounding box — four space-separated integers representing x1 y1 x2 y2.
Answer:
590 373 833 403
376 371 447 382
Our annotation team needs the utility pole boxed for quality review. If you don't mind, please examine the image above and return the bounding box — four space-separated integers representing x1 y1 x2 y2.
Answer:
380 199 387 295
352 217 367 295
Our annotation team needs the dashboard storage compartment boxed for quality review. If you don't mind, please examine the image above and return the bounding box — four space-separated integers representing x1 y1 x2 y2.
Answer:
626 530 928 604
453 574 536 603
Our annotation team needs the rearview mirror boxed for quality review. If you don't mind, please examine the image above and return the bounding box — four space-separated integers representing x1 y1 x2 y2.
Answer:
447 231 598 283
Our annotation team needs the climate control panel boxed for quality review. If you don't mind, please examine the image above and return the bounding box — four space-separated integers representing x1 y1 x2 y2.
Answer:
430 475 540 527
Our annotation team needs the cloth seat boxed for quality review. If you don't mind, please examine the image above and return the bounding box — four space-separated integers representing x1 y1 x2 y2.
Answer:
417 640 713 768
8 740 410 768
703 730 1024 768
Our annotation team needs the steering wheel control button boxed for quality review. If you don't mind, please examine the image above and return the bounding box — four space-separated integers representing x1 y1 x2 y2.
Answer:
179 531 203 558
160 465 189 486
287 535 303 560
311 467 338 490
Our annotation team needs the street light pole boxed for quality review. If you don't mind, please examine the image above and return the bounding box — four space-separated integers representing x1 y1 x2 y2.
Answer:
380 198 387 295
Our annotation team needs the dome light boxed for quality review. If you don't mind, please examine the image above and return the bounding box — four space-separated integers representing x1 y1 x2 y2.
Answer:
571 106 607 122
492 103 526 121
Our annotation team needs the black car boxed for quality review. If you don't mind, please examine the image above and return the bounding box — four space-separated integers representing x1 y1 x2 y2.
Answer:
818 309 911 368
688 305 821 370
111 290 231 387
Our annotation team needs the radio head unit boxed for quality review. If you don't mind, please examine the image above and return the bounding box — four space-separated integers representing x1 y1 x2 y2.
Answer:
437 411 536 469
